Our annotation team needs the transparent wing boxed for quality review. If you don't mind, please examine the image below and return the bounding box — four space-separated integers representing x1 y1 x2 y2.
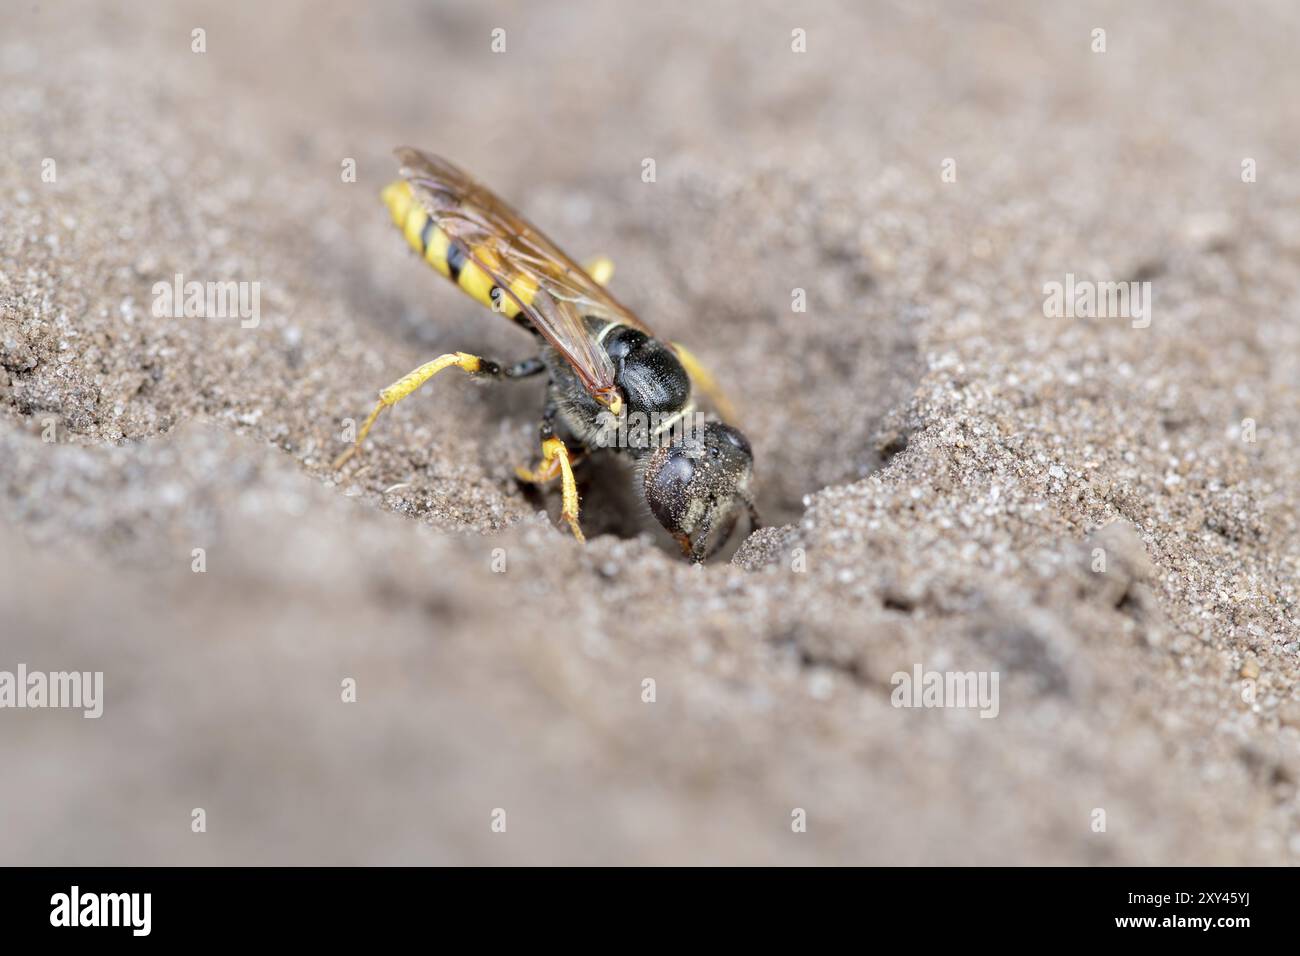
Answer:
397 147 654 406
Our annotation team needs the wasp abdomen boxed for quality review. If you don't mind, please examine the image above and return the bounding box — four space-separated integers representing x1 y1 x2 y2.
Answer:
381 179 533 324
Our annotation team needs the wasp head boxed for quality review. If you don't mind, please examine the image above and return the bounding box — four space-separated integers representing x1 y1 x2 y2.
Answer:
642 421 758 562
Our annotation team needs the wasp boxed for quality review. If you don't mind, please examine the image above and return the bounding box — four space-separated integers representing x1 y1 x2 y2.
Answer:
334 148 758 562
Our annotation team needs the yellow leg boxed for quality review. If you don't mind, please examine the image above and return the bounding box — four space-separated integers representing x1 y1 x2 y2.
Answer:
584 255 615 287
514 436 585 543
670 341 738 423
333 351 491 470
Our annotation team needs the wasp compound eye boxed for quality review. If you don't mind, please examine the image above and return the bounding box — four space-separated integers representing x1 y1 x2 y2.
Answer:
644 446 697 534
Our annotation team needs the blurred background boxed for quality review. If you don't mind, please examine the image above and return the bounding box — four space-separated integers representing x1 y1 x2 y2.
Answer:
1 0 1297 863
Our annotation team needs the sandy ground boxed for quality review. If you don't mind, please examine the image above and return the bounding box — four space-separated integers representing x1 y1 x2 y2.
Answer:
1 0 1298 864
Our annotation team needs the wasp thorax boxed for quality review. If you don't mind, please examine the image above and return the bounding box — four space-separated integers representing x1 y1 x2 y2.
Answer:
603 328 690 420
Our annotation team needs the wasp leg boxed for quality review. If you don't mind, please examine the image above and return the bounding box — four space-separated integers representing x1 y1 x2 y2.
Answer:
515 437 584 542
333 351 543 470
670 341 738 423
515 408 585 543
583 256 615 287
501 357 547 380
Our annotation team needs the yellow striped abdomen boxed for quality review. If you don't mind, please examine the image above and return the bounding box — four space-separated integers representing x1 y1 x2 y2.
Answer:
381 179 536 322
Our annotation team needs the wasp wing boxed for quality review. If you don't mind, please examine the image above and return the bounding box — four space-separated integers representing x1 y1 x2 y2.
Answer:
397 147 654 406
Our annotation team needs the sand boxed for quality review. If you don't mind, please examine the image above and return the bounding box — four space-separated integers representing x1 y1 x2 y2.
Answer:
1 0 1297 864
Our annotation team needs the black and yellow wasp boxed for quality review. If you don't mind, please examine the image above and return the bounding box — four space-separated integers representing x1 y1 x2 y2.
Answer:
334 148 758 562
